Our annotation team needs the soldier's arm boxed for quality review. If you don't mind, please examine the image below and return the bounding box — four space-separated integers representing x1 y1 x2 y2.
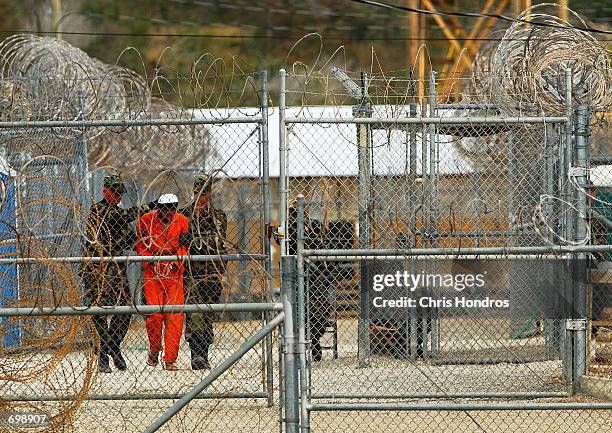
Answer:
179 229 193 248
179 215 192 248
83 205 99 250
124 219 138 252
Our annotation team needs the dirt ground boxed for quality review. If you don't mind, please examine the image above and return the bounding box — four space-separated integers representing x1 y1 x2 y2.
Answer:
590 326 612 378
2 318 611 433
67 398 611 433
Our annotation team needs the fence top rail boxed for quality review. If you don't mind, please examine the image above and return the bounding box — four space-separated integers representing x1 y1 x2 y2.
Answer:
305 254 573 261
0 303 283 317
0 253 267 265
0 117 264 129
307 402 612 412
284 116 568 125
302 245 612 258
434 103 539 109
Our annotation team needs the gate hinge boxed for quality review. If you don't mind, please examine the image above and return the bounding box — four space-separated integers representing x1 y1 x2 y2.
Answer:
565 319 587 331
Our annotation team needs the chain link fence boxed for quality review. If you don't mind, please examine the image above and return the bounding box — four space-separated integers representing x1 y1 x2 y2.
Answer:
0 117 285 432
279 65 612 432
0 35 287 433
0 29 611 432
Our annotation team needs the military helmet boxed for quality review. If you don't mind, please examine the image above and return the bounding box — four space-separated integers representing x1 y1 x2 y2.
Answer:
193 173 213 194
103 174 126 193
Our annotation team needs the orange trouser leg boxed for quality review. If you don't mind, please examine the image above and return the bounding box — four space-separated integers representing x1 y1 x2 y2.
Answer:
144 277 164 355
161 275 185 363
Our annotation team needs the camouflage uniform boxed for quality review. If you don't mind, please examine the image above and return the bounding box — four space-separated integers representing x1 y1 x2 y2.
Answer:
286 207 332 362
184 174 228 368
81 175 138 366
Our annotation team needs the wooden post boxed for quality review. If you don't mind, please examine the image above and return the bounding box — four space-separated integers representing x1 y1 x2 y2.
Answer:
407 0 422 103
418 3 426 107
559 0 569 22
513 0 531 17
51 0 62 38
422 0 472 70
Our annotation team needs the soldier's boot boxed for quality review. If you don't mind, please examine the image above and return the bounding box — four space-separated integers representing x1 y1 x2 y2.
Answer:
111 350 127 371
99 353 112 374
311 339 323 363
190 343 210 370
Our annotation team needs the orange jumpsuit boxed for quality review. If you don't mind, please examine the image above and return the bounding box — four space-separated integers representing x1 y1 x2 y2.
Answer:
135 210 189 364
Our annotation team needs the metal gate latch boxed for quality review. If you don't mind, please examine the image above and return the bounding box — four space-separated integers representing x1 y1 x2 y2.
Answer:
565 319 587 330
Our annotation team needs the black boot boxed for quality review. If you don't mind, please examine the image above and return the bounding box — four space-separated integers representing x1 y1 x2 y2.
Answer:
190 344 210 370
311 340 323 363
111 350 127 371
99 353 112 373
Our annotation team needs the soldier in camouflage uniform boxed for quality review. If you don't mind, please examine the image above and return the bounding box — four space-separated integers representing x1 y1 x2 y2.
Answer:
284 206 332 362
183 174 228 370
82 174 140 373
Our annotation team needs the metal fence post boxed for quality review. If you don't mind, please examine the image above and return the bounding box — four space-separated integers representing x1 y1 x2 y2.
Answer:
407 102 418 359
418 106 429 362
281 255 300 433
279 69 288 256
428 70 438 247
354 76 371 368
562 68 574 389
296 195 310 433
428 70 439 358
544 125 562 358
260 69 275 407
572 104 590 388
563 68 575 242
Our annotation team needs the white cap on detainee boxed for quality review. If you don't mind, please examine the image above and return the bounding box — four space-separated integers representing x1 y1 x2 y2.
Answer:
158 193 179 205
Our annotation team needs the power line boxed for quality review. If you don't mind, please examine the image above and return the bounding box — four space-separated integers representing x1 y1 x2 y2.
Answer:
347 0 612 35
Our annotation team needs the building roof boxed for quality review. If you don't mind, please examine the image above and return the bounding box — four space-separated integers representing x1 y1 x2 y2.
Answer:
193 106 475 178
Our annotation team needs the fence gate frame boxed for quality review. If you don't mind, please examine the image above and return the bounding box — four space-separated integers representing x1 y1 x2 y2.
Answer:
0 70 286 431
277 67 612 432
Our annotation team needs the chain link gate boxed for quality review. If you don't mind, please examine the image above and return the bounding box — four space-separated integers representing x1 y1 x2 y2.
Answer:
0 33 610 432
278 68 612 432
0 57 288 432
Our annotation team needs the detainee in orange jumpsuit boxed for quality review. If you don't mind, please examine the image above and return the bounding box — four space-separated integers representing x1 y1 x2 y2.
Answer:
135 193 189 370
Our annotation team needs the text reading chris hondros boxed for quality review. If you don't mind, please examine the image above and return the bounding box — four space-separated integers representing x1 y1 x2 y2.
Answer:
370 271 510 309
